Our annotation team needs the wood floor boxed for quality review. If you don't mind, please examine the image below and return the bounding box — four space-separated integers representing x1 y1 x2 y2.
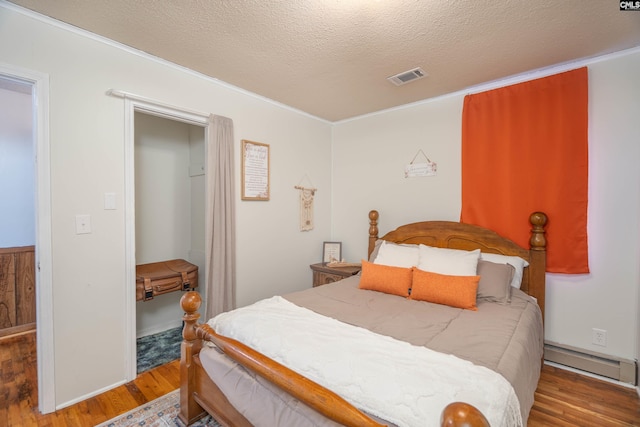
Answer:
1 331 180 427
2 330 639 426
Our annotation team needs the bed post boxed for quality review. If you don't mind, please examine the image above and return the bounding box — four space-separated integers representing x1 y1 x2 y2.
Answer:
368 210 379 259
441 402 490 427
529 212 547 322
179 291 206 426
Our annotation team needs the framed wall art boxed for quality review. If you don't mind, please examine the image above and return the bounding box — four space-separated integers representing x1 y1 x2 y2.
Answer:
322 241 342 264
241 140 270 201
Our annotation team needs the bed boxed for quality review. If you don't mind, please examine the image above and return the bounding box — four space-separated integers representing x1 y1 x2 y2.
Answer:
179 210 547 427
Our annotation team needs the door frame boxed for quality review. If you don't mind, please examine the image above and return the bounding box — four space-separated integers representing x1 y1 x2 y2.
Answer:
119 92 210 380
0 63 54 413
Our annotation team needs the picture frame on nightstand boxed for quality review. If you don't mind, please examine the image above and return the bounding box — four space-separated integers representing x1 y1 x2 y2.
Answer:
322 241 342 264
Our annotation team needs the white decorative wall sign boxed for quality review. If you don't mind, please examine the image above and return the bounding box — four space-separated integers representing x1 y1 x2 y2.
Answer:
405 161 437 177
405 149 437 178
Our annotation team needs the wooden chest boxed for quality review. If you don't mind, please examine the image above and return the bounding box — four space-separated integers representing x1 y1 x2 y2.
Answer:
136 259 198 301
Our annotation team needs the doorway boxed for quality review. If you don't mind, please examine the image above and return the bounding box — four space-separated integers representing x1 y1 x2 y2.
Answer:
134 112 205 363
0 66 54 413
0 76 35 336
120 96 210 380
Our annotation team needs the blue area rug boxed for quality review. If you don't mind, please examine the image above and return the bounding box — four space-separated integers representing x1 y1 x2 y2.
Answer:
95 389 222 427
137 326 182 374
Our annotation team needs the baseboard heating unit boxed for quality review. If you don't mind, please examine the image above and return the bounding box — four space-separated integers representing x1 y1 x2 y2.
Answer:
544 341 637 385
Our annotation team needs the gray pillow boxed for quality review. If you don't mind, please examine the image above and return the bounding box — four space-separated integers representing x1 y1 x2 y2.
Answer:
476 260 515 304
368 239 384 262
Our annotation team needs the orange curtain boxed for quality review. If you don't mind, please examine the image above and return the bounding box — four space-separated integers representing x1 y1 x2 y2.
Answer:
461 67 589 274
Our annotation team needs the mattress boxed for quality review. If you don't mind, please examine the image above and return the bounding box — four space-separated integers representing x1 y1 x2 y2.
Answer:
200 274 543 425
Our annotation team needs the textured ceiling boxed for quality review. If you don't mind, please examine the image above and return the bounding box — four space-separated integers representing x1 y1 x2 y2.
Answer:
8 0 640 121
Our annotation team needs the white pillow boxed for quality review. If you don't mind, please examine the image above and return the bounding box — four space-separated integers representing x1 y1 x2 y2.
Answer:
479 253 529 289
417 245 481 276
373 241 420 268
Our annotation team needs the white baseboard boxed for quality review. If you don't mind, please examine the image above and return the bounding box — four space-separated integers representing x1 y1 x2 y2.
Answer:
544 361 637 390
544 341 637 386
55 378 127 410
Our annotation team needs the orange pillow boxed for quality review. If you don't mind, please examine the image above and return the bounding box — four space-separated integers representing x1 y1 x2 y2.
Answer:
358 260 412 297
410 268 479 310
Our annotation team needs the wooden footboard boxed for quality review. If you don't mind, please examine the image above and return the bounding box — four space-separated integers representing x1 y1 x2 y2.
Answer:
179 291 490 427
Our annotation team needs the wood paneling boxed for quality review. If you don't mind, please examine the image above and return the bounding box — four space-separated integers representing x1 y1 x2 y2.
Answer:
2 331 639 426
15 249 35 326
0 253 16 329
0 246 36 336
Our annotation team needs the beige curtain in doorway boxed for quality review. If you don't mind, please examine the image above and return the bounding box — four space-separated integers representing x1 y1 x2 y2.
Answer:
205 115 236 319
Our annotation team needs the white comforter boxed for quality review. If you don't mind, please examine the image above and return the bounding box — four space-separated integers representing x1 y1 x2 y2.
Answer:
208 296 522 427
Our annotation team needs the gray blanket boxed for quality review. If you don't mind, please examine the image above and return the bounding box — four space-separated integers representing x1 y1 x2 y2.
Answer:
285 275 544 422
200 275 543 425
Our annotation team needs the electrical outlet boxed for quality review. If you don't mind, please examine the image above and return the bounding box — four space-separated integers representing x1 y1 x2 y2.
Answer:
75 214 92 234
592 328 607 346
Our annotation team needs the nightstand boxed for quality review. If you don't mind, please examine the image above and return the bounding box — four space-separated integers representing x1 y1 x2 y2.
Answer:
310 263 361 287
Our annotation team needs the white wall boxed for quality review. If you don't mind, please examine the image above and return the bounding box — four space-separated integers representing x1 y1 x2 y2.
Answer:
333 49 640 365
332 94 464 246
0 86 34 247
0 4 332 407
135 112 193 265
545 51 640 362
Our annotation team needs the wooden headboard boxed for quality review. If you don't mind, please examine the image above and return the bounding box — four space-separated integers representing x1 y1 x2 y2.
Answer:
367 210 547 320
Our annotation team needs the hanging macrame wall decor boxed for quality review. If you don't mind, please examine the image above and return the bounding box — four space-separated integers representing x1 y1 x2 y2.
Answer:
294 175 316 231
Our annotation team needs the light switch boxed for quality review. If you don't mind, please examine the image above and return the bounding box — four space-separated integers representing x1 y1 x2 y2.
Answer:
75 214 91 234
104 192 116 210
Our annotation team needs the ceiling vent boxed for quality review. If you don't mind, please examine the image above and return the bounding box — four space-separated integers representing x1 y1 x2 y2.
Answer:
387 67 427 86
